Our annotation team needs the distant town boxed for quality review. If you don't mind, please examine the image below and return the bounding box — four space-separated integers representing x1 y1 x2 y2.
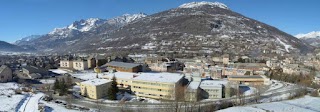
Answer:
1 1 320 112
0 51 319 111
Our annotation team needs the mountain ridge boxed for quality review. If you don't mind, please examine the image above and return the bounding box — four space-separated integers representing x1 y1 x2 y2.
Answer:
15 1 314 55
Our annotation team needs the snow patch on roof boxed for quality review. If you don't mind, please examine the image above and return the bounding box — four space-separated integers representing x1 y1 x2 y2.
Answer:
133 72 184 83
81 79 111 86
179 1 228 9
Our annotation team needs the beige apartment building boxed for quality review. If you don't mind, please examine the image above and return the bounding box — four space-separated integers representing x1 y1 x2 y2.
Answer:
102 71 138 87
60 60 73 68
131 72 184 100
73 60 88 71
80 79 111 99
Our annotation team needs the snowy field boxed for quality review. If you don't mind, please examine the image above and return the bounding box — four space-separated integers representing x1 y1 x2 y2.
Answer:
0 82 26 112
219 95 320 112
266 80 284 92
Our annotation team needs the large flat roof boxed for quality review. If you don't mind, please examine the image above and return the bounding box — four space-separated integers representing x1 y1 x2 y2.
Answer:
81 79 111 86
228 75 263 79
103 72 138 79
188 81 200 90
133 72 184 83
104 61 140 68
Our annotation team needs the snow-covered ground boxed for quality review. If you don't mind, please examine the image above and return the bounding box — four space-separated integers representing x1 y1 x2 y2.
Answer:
276 38 292 52
70 71 104 81
218 95 320 112
0 82 26 112
39 79 55 84
266 80 284 92
243 86 256 96
40 100 81 112
18 93 44 112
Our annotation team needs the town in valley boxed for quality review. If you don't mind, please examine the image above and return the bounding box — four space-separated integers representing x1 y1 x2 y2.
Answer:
0 1 320 112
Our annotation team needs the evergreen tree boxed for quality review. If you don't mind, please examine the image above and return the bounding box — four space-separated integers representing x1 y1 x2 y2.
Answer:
59 78 67 95
53 78 60 91
107 76 119 100
66 75 73 88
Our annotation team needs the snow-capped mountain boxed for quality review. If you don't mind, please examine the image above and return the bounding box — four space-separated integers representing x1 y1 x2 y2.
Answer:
78 1 310 55
296 31 320 39
296 31 320 47
15 13 147 51
107 13 147 26
48 13 147 37
47 18 106 38
15 1 313 55
179 1 228 9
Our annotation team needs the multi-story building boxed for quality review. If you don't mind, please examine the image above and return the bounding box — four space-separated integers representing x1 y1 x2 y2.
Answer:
73 59 88 71
228 75 269 85
60 60 73 69
103 61 141 73
0 65 12 82
199 80 227 99
131 73 184 100
145 57 179 72
186 81 201 101
87 54 108 69
102 72 138 87
80 79 111 99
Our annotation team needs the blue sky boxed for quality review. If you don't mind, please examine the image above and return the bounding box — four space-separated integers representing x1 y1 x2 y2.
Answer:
1 0 319 43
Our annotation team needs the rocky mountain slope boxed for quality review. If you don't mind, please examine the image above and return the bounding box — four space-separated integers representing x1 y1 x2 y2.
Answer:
16 1 313 56
15 13 147 52
296 31 320 47
0 41 35 52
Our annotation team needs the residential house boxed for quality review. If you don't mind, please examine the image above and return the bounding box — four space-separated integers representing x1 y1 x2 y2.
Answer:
60 60 73 69
88 54 108 69
103 61 141 73
0 65 12 82
22 66 48 79
73 59 88 71
145 57 179 72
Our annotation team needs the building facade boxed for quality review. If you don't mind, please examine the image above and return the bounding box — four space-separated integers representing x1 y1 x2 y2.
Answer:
199 80 227 99
131 73 184 100
104 61 141 73
80 79 111 99
73 60 88 71
0 65 12 82
60 60 73 68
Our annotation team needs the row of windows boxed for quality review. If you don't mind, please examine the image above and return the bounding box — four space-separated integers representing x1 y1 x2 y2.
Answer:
205 89 220 92
133 86 172 92
136 91 171 98
132 81 173 87
209 95 218 98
